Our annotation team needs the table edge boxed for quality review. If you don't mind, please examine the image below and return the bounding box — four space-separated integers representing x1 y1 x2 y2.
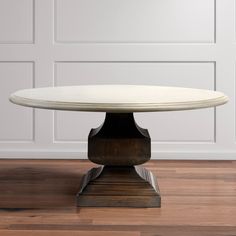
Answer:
9 94 229 112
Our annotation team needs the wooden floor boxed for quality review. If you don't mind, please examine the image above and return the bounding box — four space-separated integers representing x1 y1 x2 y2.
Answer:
0 160 236 236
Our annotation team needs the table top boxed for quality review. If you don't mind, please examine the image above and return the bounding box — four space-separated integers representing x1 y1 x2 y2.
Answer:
9 85 228 112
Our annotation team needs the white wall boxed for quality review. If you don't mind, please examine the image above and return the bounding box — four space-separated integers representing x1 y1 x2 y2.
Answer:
0 0 234 159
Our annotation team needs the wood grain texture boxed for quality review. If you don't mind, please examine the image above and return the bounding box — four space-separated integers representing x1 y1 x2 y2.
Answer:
83 113 158 207
88 113 151 166
77 166 161 207
0 159 236 235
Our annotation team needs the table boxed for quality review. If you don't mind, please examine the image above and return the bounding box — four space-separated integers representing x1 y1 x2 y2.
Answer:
9 85 228 207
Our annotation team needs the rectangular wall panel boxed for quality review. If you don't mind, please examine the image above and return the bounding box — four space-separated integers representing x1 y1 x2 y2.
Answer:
0 0 34 43
55 0 215 43
54 62 215 142
0 62 34 141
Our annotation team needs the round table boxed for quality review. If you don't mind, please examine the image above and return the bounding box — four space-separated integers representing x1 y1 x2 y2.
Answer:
9 85 228 207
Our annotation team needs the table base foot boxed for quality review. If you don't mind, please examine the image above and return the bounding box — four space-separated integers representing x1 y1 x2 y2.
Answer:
76 166 161 207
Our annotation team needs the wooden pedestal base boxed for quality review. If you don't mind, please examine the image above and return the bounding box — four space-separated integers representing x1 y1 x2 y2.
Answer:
76 166 161 207
77 113 161 207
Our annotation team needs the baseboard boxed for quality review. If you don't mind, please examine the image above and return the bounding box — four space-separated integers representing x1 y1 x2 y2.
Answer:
0 149 236 160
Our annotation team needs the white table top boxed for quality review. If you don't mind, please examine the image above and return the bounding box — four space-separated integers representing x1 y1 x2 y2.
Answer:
9 85 228 112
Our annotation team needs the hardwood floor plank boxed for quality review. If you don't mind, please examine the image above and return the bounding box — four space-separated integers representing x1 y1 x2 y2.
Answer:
0 230 140 236
0 159 235 235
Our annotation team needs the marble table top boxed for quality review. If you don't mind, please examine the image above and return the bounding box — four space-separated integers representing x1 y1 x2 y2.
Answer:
9 85 228 112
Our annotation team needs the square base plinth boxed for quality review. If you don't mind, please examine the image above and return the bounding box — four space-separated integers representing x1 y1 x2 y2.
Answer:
76 166 161 208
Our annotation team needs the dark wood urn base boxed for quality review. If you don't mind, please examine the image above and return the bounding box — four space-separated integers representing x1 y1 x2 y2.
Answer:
76 113 161 207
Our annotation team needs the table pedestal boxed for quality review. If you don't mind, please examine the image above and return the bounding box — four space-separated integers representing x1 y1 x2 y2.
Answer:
76 113 161 207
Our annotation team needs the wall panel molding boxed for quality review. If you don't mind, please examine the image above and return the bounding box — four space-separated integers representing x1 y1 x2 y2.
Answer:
0 0 234 159
54 0 216 44
0 61 35 143
53 61 216 144
0 0 35 44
